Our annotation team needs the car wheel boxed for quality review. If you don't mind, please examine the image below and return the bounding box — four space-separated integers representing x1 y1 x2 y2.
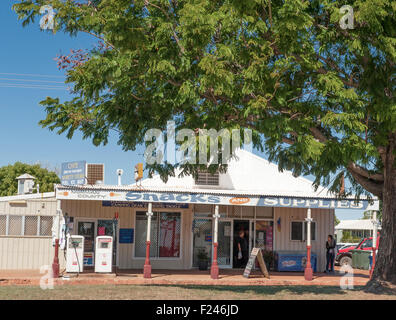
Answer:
339 256 352 267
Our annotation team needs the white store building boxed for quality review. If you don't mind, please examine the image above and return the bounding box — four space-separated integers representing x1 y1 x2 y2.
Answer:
0 149 378 272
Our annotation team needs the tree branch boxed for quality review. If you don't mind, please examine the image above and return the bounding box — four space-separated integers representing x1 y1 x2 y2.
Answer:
347 167 383 198
144 0 185 55
347 162 384 182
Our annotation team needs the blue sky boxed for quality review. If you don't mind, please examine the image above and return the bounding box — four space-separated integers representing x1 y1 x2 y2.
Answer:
0 1 364 220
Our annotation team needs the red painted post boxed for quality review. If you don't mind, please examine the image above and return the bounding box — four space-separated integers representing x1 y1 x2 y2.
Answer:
370 211 378 279
304 245 313 281
210 242 219 279
143 241 152 278
52 238 60 278
370 247 376 279
304 208 313 281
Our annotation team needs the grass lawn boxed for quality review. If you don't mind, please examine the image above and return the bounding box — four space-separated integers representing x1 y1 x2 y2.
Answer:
0 284 395 300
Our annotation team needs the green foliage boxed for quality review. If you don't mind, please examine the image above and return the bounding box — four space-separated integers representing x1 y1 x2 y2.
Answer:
362 210 372 219
334 214 340 226
0 162 60 196
12 0 395 198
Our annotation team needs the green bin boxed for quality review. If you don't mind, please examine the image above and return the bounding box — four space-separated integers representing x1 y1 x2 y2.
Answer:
351 249 361 268
351 249 371 270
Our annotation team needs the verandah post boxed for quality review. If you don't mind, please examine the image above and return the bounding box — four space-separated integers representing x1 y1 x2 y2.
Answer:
210 205 220 279
304 208 313 281
51 200 61 279
143 202 153 279
370 210 378 279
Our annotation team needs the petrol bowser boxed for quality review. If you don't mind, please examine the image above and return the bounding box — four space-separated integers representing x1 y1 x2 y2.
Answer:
66 235 84 273
95 236 113 273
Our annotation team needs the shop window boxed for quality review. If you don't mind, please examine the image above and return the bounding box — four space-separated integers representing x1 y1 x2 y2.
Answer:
192 219 213 267
8 216 22 236
24 216 38 236
255 221 274 251
291 221 316 241
0 215 6 235
135 212 181 258
159 213 181 257
303 221 316 241
39 216 53 236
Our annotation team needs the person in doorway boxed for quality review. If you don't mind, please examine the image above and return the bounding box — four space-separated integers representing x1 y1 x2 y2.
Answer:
235 230 249 268
325 234 336 273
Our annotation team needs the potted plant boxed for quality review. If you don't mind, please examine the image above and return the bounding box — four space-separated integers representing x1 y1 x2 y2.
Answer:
197 248 209 271
262 250 275 271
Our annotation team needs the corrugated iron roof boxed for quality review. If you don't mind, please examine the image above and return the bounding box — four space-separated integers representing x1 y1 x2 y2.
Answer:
0 192 55 202
335 219 382 230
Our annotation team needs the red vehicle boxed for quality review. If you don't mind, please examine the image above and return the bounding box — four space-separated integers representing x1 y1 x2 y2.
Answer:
335 234 380 266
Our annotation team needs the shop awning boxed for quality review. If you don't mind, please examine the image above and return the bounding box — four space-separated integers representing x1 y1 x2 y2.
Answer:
55 185 379 210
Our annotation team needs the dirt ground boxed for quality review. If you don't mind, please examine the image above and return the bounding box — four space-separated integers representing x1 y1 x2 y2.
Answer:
0 267 372 286
0 284 395 300
1 267 395 300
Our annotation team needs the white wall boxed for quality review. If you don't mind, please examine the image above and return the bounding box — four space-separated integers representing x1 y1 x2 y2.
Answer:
274 207 335 272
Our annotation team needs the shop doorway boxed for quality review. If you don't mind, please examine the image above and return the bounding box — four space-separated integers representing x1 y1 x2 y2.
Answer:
77 221 95 268
233 220 250 268
76 218 118 267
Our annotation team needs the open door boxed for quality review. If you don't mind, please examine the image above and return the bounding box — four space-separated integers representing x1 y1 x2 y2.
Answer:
233 220 250 268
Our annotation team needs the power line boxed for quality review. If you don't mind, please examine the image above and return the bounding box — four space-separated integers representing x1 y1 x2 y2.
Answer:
0 72 65 78
0 84 68 90
0 78 65 84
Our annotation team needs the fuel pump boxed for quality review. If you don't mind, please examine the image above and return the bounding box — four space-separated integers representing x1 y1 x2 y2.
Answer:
66 235 84 273
95 236 113 273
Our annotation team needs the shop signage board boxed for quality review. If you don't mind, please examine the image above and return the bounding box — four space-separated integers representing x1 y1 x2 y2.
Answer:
61 161 86 186
243 248 270 279
119 228 134 244
57 188 378 210
102 201 188 209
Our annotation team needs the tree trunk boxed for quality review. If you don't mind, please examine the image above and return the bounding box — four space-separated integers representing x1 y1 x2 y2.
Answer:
366 137 396 292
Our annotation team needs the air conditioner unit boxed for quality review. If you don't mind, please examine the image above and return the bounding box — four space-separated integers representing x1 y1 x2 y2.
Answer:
86 164 105 185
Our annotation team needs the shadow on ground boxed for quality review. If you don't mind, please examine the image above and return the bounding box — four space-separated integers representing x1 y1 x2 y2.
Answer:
143 284 395 296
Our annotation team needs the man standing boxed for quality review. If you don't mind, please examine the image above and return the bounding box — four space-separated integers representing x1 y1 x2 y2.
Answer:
235 230 249 268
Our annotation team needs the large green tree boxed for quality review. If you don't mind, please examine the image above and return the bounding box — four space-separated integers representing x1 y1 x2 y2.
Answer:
0 162 60 196
13 0 395 290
